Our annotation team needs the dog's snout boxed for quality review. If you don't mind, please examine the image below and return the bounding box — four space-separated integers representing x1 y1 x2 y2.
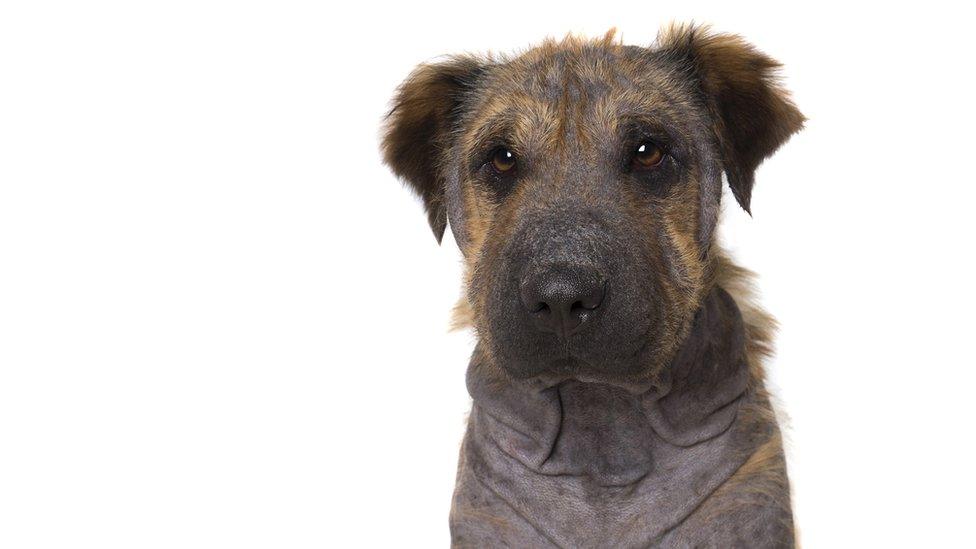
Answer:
520 266 606 338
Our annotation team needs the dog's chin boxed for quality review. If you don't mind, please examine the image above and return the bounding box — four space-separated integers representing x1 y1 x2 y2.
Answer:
500 354 668 396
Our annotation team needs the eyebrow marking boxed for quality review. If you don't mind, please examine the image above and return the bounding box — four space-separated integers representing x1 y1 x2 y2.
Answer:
466 110 516 158
463 95 561 170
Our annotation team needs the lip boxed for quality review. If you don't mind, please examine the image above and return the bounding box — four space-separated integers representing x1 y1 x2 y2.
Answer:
533 366 664 396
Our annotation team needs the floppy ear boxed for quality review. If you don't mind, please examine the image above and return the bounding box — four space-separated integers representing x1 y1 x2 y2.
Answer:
660 25 805 213
381 56 486 243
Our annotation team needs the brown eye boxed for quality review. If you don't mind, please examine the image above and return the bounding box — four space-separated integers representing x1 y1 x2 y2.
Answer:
633 142 664 169
491 148 517 173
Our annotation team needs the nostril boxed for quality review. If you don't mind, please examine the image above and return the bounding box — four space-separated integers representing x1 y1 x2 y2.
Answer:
572 296 601 312
533 302 550 314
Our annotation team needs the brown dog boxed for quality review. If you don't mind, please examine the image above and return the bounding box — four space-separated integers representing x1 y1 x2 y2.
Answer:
382 24 803 547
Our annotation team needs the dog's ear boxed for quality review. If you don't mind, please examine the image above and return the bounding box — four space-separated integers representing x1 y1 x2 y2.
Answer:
659 25 805 213
381 56 486 243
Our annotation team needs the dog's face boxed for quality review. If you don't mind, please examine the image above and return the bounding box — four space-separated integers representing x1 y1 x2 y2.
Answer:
383 27 802 388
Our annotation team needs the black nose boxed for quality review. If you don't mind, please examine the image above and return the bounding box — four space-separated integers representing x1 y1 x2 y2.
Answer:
520 266 606 338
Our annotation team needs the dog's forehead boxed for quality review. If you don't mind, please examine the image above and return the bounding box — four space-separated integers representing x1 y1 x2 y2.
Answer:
464 42 697 141
505 43 655 96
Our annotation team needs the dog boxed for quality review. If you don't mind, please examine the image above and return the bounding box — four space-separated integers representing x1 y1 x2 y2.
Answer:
381 24 803 547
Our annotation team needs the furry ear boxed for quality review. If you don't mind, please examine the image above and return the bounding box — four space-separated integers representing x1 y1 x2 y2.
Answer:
659 25 805 213
381 56 486 243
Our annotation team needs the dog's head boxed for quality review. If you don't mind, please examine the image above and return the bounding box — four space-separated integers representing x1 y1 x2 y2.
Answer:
382 26 802 389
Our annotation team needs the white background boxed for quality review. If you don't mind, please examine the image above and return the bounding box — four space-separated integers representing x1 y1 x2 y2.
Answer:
2 1 974 547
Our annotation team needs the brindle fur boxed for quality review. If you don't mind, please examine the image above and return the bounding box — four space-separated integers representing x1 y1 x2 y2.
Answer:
382 24 803 547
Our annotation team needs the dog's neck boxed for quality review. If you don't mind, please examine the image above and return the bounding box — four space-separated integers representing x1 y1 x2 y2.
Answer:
465 285 752 486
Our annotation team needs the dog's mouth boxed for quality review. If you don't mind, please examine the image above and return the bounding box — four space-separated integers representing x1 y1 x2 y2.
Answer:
486 306 666 393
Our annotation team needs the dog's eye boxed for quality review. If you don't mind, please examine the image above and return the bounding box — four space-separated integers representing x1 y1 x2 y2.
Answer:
490 148 517 174
632 142 664 169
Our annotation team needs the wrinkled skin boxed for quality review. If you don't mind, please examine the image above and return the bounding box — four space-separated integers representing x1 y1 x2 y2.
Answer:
382 25 803 548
